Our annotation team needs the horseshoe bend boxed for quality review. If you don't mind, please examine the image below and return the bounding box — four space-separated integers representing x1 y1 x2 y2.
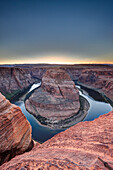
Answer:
0 64 113 169
1 0 113 168
25 68 86 128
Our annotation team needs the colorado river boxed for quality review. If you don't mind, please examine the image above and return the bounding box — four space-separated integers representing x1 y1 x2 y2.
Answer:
13 83 112 143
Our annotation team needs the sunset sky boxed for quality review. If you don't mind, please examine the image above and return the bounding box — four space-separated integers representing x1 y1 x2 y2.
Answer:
0 0 113 64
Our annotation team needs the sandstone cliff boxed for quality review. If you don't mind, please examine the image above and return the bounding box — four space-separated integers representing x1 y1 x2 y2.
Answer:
1 111 113 169
0 64 113 103
78 67 113 101
0 67 43 100
0 93 32 165
25 69 80 126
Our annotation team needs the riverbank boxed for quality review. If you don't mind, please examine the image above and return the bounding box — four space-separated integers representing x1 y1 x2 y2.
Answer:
76 81 113 107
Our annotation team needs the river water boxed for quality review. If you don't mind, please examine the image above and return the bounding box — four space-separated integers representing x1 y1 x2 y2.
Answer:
13 83 113 143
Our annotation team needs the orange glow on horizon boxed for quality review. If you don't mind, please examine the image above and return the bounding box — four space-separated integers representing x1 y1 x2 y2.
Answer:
0 55 113 65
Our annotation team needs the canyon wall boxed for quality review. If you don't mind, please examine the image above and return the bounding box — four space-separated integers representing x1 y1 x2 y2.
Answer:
1 110 113 169
66 65 113 102
0 67 43 100
0 93 33 165
0 64 113 102
77 68 113 101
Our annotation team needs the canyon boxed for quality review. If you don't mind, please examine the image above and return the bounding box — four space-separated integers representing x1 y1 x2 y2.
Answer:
0 64 113 169
0 64 113 102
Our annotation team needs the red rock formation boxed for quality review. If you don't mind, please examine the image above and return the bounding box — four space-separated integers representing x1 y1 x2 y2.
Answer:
78 68 113 101
1 111 113 169
25 69 80 123
0 67 38 100
42 69 80 100
0 64 113 102
0 93 32 165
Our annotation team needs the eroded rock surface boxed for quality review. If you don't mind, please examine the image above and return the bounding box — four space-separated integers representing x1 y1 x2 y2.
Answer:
0 93 32 165
25 69 80 123
1 111 113 170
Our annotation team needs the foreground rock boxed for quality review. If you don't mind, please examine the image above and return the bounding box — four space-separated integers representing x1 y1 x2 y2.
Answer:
0 93 32 165
25 69 80 126
1 111 113 169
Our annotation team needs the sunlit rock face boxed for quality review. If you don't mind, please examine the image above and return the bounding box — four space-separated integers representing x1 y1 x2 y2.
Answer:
1 111 113 169
0 93 32 165
25 69 80 122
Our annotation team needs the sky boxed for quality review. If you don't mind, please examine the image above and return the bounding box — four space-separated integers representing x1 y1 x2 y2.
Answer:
0 0 113 64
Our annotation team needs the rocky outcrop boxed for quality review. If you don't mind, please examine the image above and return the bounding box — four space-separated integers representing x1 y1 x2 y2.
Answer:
1 111 113 169
25 69 80 126
0 93 32 165
41 68 79 101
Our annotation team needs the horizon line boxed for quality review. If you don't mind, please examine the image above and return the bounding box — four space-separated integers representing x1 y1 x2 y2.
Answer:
0 63 113 66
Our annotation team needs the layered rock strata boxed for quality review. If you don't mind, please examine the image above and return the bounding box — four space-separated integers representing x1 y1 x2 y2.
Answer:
0 93 32 165
0 64 113 102
0 67 34 100
0 67 42 100
1 111 113 169
25 69 80 124
78 68 113 101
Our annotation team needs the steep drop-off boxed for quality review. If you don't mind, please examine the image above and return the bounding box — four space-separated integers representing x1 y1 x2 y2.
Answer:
0 93 32 165
1 111 113 169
